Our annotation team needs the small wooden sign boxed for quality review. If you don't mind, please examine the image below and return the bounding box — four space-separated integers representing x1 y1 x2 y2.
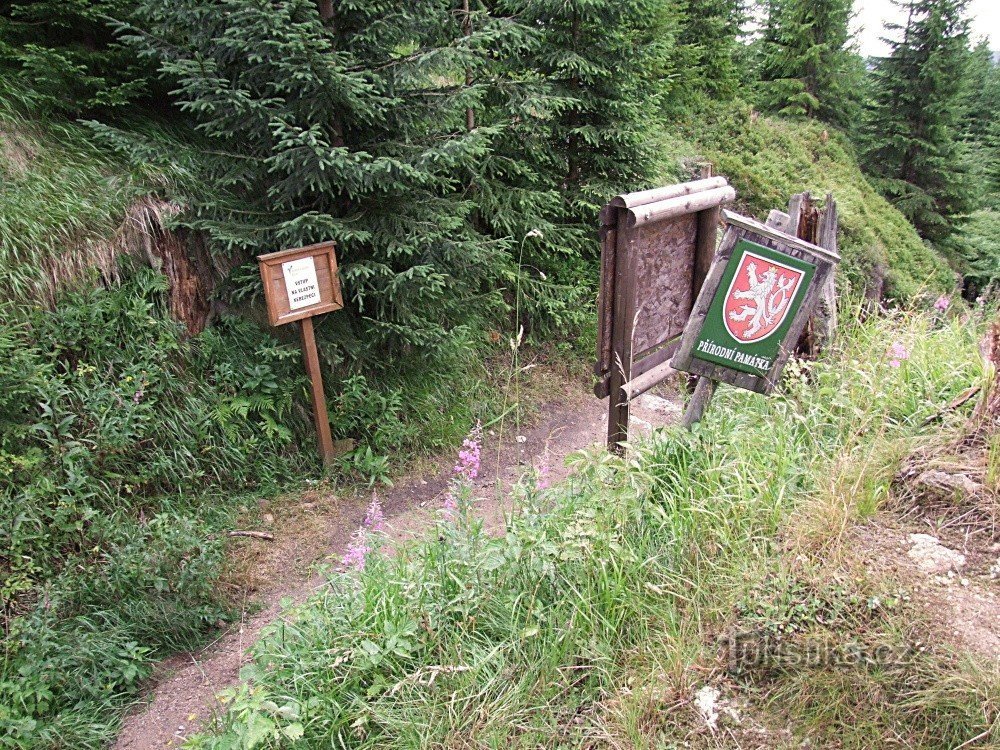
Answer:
671 210 840 400
258 241 344 467
258 241 343 326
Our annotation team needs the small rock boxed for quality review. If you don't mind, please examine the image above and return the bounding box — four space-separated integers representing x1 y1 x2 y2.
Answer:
263 513 274 525
515 435 527 443
907 534 966 575
634 394 682 417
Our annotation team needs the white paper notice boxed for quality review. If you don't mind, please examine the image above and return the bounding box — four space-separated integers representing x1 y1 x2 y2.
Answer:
282 257 321 310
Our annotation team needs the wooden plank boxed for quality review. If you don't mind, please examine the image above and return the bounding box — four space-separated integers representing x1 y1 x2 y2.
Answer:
630 213 698 356
593 223 617 398
628 186 735 228
607 208 636 452
300 316 335 468
622 359 677 402
610 177 729 210
682 377 717 427
765 209 791 231
721 210 840 262
693 205 720 299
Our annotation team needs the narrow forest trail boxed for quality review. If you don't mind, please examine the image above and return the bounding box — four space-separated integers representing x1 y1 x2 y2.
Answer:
113 379 682 749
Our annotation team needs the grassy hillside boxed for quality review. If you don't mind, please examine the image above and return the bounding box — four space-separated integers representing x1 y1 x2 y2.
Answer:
664 103 956 301
0 85 161 310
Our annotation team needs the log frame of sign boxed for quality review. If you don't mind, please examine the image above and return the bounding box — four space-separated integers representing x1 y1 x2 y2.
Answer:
258 241 344 467
670 210 840 424
595 176 735 452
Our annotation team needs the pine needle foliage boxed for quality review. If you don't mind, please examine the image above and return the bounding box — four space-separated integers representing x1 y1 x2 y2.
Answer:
0 0 154 116
861 0 973 244
672 0 746 104
756 0 858 125
115 0 515 366
488 0 669 249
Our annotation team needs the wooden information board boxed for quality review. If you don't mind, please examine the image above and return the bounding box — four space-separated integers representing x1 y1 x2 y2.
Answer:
258 241 343 326
258 241 344 467
595 176 735 451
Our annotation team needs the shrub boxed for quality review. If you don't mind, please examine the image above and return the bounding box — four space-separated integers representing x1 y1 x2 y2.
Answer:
0 269 308 749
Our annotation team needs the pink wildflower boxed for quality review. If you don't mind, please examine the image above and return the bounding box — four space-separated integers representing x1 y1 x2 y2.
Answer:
934 295 950 311
341 536 370 572
536 461 551 490
888 341 910 368
442 493 458 516
453 424 482 482
363 494 385 533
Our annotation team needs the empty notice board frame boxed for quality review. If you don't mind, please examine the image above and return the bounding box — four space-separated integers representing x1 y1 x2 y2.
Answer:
595 177 735 451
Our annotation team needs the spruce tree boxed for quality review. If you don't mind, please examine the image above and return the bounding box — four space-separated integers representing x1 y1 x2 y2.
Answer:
0 0 153 114
756 0 857 124
862 0 972 243
959 39 1000 205
116 0 509 365
673 0 745 103
488 0 669 248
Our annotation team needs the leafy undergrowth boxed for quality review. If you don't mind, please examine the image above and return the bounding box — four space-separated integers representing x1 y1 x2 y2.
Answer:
664 102 956 302
187 303 998 750
0 270 311 748
0 268 520 749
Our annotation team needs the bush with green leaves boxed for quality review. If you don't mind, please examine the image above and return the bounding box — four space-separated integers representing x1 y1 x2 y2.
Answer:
188 305 996 749
0 269 311 749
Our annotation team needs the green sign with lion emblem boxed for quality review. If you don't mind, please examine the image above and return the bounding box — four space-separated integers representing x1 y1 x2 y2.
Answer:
691 239 816 376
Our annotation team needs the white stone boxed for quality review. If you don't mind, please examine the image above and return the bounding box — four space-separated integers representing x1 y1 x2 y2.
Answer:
907 534 966 575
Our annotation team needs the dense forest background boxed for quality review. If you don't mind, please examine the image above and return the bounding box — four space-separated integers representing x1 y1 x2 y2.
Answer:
1 0 998 746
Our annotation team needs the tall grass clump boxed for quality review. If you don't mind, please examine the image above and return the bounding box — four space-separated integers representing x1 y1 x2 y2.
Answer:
0 80 175 310
0 268 312 749
189 304 996 750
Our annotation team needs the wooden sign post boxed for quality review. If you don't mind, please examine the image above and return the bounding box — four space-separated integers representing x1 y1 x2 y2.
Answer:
670 210 840 425
258 241 344 467
595 176 735 451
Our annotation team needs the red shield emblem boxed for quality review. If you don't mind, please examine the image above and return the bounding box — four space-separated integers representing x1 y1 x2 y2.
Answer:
723 250 805 343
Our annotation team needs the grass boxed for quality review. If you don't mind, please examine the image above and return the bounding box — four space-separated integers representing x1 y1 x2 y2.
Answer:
661 101 956 302
0 80 164 310
187 303 998 750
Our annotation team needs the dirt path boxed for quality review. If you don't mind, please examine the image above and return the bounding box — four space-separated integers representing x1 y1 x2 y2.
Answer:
113 382 681 748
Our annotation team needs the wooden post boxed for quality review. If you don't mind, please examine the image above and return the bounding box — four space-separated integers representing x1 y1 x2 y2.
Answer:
682 376 717 428
607 207 635 453
299 316 335 468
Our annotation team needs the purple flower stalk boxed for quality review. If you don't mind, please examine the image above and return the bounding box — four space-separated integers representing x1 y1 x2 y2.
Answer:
453 424 482 482
536 461 551 490
363 494 385 533
341 537 370 572
934 295 950 311
888 341 910 369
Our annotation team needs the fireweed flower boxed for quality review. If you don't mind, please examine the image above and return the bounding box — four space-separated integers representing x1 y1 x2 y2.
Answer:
536 461 551 490
934 295 950 311
453 424 482 482
363 493 385 533
341 494 384 571
888 341 910 368
341 536 370 571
